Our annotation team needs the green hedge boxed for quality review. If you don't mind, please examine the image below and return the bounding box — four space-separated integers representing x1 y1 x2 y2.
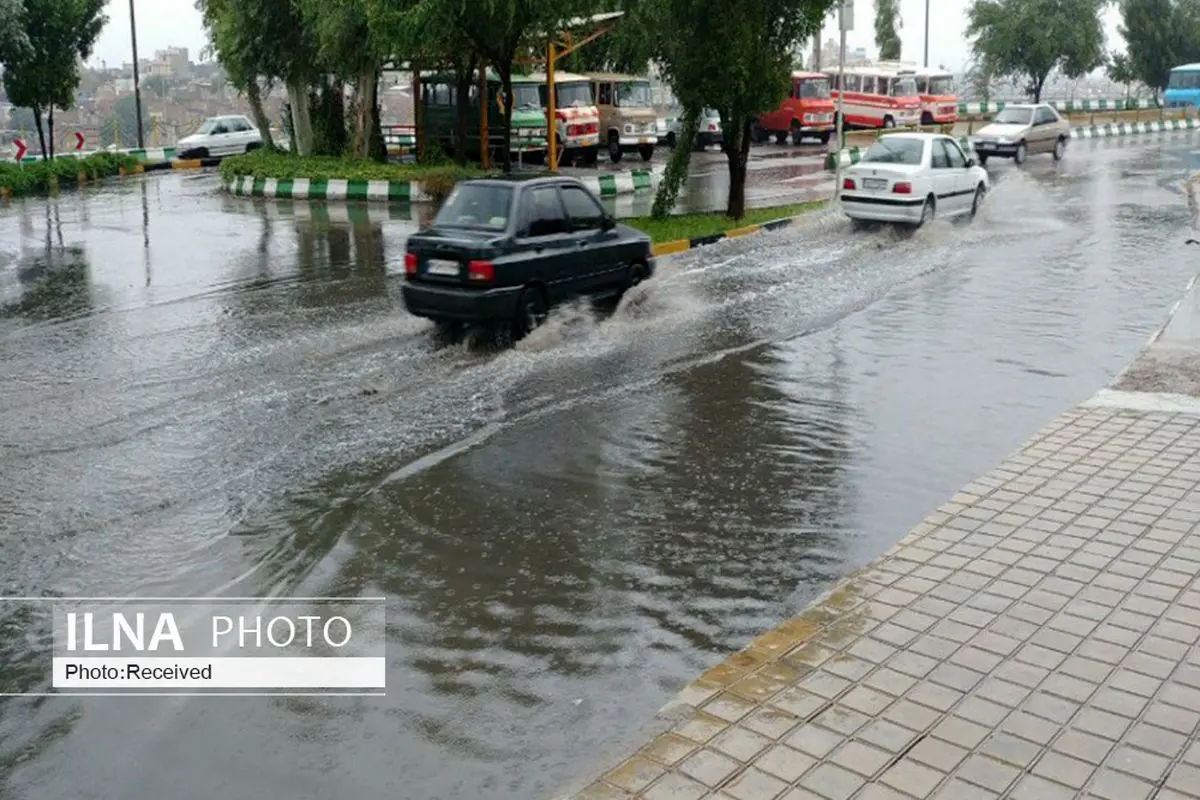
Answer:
0 152 142 198
218 149 486 185
625 201 828 243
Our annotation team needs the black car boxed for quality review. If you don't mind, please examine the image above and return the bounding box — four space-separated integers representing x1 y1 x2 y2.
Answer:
402 176 655 336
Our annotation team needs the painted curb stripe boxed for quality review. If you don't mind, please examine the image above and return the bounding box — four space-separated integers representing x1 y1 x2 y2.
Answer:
958 99 1156 114
649 210 814 258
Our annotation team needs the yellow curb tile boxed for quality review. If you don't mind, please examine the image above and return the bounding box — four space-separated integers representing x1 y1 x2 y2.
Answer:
603 755 664 794
640 732 700 766
574 781 631 799
698 661 749 687
673 711 730 743
728 672 789 702
757 660 802 685
723 224 761 239
723 648 769 672
651 239 690 257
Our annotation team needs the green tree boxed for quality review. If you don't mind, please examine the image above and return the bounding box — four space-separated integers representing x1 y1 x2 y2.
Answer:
966 0 1107 102
874 0 902 61
143 73 170 98
643 0 834 218
0 0 29 66
196 0 277 148
1120 0 1200 96
1107 50 1137 100
559 0 653 73
0 0 106 159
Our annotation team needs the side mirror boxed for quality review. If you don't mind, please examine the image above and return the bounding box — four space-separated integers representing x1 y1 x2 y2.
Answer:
602 215 616 231
965 158 976 168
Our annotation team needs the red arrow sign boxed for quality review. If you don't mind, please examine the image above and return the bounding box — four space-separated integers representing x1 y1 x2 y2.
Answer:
13 139 25 161
74 132 84 150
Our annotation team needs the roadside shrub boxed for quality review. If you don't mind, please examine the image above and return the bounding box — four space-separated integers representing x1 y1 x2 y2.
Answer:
219 148 486 204
0 152 140 198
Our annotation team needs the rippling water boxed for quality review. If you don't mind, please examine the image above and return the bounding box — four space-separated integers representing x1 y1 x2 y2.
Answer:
1 137 1199 799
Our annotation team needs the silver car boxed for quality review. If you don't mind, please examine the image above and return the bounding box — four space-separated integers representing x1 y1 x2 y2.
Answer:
659 108 723 150
970 103 1071 166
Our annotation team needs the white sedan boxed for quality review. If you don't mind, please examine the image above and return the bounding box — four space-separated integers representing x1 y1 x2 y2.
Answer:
840 132 989 228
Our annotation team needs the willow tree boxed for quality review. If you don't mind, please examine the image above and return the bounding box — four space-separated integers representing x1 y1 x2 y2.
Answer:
874 0 901 60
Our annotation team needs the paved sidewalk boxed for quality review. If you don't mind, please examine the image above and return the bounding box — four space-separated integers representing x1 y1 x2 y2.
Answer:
559 279 1200 800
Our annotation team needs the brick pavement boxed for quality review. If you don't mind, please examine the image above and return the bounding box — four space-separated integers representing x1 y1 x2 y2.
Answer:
559 274 1200 800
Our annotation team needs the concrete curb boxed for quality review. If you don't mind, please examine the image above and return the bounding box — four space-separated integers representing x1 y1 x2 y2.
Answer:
958 98 1156 114
1070 118 1199 138
649 201 829 258
223 167 660 203
18 146 177 165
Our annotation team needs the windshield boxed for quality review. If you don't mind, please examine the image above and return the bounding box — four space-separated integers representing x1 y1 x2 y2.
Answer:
615 81 651 107
197 118 223 134
432 184 513 230
927 76 955 95
701 107 720 120
1169 70 1200 90
889 77 918 97
555 82 593 108
799 78 831 99
512 84 541 110
992 107 1033 125
861 137 924 165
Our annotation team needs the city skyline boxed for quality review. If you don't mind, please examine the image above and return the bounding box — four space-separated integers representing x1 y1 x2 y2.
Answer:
88 0 1128 75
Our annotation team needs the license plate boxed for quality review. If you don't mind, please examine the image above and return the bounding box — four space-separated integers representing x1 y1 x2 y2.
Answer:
862 178 887 190
426 259 459 276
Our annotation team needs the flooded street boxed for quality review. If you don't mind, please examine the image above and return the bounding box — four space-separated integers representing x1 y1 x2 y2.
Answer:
2 136 1199 799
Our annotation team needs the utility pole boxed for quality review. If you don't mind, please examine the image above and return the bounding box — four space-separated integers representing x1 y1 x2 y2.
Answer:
129 0 145 149
923 0 930 67
833 0 851 202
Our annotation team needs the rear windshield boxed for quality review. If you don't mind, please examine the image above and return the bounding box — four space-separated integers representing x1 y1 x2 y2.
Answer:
433 184 513 230
861 137 924 165
993 107 1033 125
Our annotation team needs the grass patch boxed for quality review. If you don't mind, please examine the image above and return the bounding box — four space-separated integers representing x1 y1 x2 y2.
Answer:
625 201 828 243
0 152 142 198
219 149 487 187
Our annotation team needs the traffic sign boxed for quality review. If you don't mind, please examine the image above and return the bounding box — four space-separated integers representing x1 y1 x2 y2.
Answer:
13 139 25 161
74 132 84 150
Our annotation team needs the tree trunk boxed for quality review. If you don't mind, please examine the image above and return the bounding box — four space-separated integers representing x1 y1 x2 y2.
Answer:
453 56 478 165
498 61 514 173
286 77 315 156
353 64 379 160
1032 73 1047 103
246 80 275 149
32 104 47 160
48 107 56 159
371 90 386 163
725 116 752 219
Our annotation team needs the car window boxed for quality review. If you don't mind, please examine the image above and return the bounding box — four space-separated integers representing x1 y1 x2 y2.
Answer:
1035 107 1058 125
433 183 513 230
211 122 229 134
993 107 1033 125
596 82 612 105
523 187 568 237
930 140 950 168
561 185 604 230
942 139 968 168
861 137 924 165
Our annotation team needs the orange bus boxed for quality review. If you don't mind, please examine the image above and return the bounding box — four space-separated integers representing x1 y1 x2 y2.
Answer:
912 66 958 125
824 62 922 129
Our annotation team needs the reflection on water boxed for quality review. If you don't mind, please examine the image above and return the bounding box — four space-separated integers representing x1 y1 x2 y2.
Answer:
0 143 1198 800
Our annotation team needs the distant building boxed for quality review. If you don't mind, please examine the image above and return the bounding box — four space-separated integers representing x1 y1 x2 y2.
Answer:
150 47 190 79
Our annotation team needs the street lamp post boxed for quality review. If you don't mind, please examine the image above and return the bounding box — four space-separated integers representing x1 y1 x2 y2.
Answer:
129 0 145 149
833 0 850 202
923 0 930 67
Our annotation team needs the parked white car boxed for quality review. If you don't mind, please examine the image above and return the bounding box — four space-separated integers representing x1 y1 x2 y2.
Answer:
840 132 989 228
176 115 263 159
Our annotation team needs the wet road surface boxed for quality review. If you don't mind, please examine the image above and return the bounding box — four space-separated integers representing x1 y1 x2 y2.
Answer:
2 135 1200 799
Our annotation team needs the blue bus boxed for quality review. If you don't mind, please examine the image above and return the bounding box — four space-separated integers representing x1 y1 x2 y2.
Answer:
1164 63 1200 107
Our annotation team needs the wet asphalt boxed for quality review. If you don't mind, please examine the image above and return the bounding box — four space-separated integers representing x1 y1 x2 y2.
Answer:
1 134 1199 799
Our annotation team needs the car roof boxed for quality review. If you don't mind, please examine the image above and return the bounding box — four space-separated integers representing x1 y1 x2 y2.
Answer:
460 175 589 190
525 71 591 83
583 72 648 82
875 132 948 141
998 103 1042 110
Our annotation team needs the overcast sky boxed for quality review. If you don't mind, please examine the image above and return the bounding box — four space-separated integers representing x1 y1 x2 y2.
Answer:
89 0 1126 75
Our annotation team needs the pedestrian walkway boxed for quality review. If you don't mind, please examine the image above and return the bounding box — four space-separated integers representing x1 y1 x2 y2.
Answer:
557 276 1200 800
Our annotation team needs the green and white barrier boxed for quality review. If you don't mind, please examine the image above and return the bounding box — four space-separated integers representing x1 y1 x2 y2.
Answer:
18 146 176 165
588 168 657 197
958 99 1157 115
1069 118 1198 138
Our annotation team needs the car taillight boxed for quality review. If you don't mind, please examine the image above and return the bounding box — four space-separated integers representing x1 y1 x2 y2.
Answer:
708 123 717 131
893 182 912 194
555 110 568 122
467 260 494 282
584 122 598 134
567 123 582 136
404 252 417 274
843 178 855 190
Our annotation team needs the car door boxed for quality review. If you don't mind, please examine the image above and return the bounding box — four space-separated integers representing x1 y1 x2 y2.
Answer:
1032 106 1058 152
513 185 576 303
941 138 976 209
207 119 232 155
560 182 623 295
929 137 960 212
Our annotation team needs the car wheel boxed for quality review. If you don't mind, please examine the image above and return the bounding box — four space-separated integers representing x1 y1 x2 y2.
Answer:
1053 137 1066 161
580 147 599 167
970 184 985 219
513 286 547 339
751 123 769 144
665 132 676 148
607 135 622 163
245 142 261 153
1014 141 1027 165
915 196 935 228
882 116 896 129
790 124 804 146
638 144 654 161
817 131 832 145
921 111 934 126
977 153 988 167
774 130 789 145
